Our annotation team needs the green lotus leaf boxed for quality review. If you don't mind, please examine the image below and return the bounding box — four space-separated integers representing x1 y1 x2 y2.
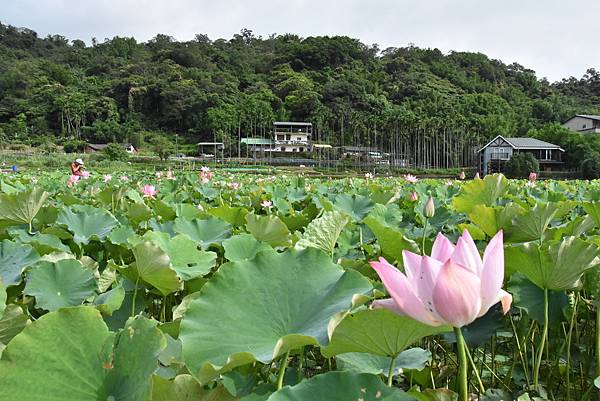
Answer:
0 304 29 344
208 204 249 227
130 241 181 295
8 228 69 254
108 224 136 246
24 259 97 311
295 211 350 256
0 239 40 286
0 307 166 401
582 202 600 227
321 309 450 358
453 174 508 213
336 347 431 377
267 371 415 401
505 237 600 290
174 216 232 249
0 187 49 231
133 231 217 280
180 248 372 383
0 281 5 315
364 216 419 265
56 204 119 245
333 193 374 221
245 213 292 247
222 234 273 262
127 201 154 226
508 273 568 325
94 284 126 316
505 202 564 243
152 374 236 401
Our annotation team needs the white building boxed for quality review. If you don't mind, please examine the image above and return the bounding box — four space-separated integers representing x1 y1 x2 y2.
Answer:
562 115 600 134
268 122 312 153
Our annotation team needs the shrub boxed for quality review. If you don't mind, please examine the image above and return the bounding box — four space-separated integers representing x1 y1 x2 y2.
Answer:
505 152 539 178
63 140 86 153
152 136 174 161
580 150 600 179
102 143 129 162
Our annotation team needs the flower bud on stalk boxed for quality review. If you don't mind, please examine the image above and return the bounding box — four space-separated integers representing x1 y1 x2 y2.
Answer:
424 196 435 218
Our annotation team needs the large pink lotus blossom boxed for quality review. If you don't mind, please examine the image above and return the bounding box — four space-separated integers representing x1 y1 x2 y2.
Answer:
120 175 129 182
67 174 80 187
81 171 90 179
261 200 273 210
404 174 418 183
141 184 157 198
529 172 537 182
474 172 481 179
103 174 112 182
370 230 511 328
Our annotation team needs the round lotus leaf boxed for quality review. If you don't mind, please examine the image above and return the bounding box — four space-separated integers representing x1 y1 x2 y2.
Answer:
267 371 414 401
0 239 39 286
24 259 97 311
56 204 119 245
0 307 165 401
180 248 372 383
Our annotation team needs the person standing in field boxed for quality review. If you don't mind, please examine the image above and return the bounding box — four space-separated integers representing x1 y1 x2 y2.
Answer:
70 158 84 176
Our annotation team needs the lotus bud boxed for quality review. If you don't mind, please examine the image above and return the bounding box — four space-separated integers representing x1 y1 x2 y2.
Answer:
424 196 435 218
459 170 466 180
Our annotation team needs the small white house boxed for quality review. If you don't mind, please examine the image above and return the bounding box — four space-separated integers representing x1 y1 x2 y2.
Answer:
269 122 312 153
562 115 600 133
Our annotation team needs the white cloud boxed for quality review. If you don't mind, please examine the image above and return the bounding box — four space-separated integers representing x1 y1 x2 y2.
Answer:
1 0 598 81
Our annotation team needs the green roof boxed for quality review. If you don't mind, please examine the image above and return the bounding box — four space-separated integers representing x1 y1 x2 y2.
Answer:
241 138 273 145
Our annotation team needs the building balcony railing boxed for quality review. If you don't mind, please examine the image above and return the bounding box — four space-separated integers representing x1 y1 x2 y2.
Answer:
275 140 310 145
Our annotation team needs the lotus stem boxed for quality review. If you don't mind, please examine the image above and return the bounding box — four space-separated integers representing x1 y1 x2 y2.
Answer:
387 354 397 386
533 288 549 393
464 342 485 393
454 327 469 401
421 218 429 255
565 292 578 401
276 350 290 390
131 275 141 317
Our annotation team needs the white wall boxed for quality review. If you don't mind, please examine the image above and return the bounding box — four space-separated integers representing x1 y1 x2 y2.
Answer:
563 116 595 132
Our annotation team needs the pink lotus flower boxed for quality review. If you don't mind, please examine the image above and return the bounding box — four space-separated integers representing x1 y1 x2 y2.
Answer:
103 174 112 182
141 184 157 198
404 174 418 183
228 182 240 190
166 169 175 180
474 172 480 179
409 191 419 202
459 171 466 180
370 230 511 328
199 166 213 183
120 175 129 182
529 172 537 182
156 171 163 179
81 171 90 179
261 200 273 210
196 204 204 211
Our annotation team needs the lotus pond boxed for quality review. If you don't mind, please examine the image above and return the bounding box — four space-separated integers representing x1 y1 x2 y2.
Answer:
0 170 599 401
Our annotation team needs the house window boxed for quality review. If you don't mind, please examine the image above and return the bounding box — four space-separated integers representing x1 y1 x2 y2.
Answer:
583 124 587 129
296 137 302 141
543 149 552 160
286 134 291 140
281 146 286 152
277 135 284 140
490 147 509 160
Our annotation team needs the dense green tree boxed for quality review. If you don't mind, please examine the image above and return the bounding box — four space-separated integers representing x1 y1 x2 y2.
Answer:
0 21 600 166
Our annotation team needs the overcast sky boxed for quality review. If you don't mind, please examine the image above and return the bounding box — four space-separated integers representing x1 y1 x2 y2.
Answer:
1 0 596 82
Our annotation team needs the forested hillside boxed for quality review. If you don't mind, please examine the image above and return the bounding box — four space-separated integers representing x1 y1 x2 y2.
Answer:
2 22 600 155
